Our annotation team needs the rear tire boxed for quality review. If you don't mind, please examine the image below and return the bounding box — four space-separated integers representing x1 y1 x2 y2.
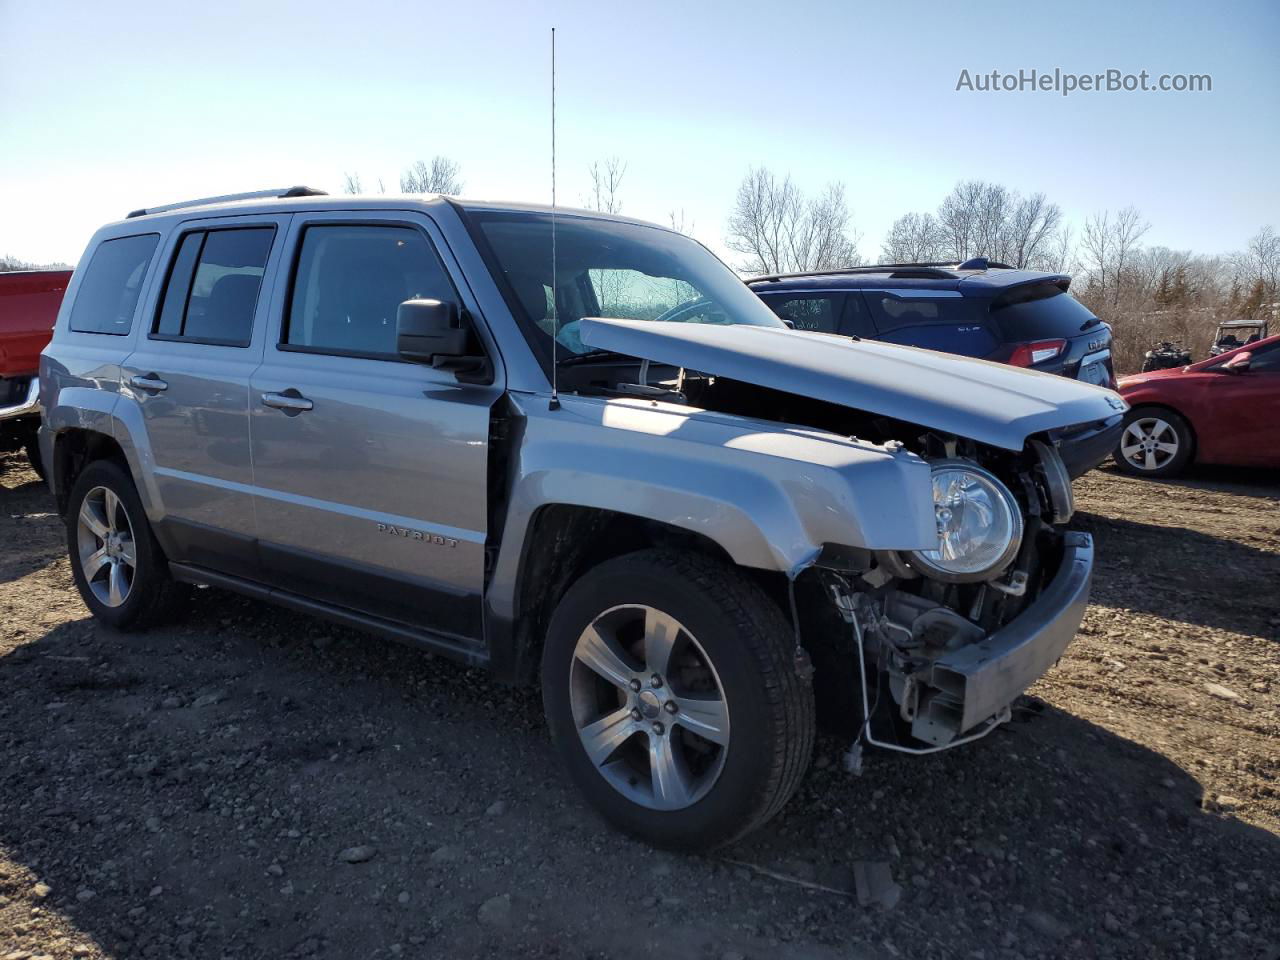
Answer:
1113 407 1194 478
65 459 182 630
542 549 814 850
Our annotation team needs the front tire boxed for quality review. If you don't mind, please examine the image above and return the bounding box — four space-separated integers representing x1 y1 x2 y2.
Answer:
1113 407 1194 478
65 459 181 630
542 549 814 850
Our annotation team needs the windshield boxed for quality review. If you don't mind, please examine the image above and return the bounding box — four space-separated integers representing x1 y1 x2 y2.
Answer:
466 211 785 359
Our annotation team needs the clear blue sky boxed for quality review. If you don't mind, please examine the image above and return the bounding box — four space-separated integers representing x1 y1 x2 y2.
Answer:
2 0 1276 267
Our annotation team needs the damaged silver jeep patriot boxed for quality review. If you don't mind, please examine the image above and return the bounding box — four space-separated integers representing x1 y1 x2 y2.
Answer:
40 188 1126 849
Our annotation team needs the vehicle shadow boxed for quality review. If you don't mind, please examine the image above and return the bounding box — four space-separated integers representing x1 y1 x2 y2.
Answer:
1074 510 1280 639
1095 461 1279 497
2 597 1277 958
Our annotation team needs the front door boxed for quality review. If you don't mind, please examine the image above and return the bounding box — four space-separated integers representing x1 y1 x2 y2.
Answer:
248 212 498 643
121 216 287 578
1199 342 1280 467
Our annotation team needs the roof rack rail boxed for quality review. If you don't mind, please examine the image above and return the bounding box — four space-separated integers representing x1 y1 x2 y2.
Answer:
126 186 329 219
745 258 1016 284
746 264 957 284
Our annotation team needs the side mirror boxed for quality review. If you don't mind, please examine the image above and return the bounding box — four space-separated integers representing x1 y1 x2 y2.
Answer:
396 299 490 381
1223 351 1252 374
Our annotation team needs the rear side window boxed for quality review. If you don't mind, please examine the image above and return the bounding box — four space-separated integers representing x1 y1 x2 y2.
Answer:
762 294 843 333
153 227 275 346
284 224 456 359
991 284 1098 341
68 234 159 335
865 293 997 357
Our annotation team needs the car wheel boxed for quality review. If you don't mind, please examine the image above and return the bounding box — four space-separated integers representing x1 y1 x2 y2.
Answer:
1113 408 1193 478
66 459 182 629
542 549 815 850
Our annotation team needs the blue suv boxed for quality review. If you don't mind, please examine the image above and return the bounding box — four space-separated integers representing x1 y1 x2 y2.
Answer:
747 259 1116 388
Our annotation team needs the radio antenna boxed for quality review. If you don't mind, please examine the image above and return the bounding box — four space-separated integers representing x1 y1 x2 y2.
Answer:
548 26 561 411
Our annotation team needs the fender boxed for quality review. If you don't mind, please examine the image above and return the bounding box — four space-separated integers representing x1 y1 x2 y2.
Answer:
42 386 167 522
485 392 936 622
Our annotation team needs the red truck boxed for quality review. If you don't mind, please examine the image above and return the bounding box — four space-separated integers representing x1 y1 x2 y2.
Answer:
1 269 73 477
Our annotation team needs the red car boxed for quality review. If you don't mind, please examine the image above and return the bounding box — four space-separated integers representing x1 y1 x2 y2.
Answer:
1 269 73 476
1114 333 1280 477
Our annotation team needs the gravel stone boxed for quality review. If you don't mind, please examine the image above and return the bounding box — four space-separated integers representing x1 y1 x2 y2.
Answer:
337 845 377 864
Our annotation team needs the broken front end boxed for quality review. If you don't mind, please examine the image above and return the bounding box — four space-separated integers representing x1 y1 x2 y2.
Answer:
800 435 1093 753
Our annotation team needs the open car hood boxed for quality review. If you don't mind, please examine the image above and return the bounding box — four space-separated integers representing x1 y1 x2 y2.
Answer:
578 317 1126 452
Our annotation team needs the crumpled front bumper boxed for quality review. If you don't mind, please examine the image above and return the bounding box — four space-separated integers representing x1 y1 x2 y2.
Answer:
910 532 1094 745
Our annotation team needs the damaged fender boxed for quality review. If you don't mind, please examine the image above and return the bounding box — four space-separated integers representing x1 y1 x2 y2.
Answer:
485 392 937 621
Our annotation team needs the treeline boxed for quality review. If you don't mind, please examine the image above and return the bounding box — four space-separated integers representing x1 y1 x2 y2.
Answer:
1 255 72 272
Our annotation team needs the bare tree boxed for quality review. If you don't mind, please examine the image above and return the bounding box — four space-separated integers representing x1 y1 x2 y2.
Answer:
668 209 695 235
880 212 947 263
937 181 1007 262
1234 225 1280 297
891 180 1061 267
1034 223 1077 275
1080 210 1112 302
1109 206 1151 306
585 157 627 213
725 167 860 275
400 156 463 195
339 172 387 195
1006 192 1063 268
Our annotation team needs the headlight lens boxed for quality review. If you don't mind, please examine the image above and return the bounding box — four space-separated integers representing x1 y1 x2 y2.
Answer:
906 461 1023 582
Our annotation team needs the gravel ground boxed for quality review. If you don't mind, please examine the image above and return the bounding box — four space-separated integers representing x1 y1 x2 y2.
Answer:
1 451 1277 960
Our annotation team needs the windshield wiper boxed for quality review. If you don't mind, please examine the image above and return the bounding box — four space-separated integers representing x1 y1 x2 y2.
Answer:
556 348 635 366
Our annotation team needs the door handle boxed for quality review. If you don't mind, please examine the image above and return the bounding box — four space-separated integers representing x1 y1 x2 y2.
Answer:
262 390 314 414
129 374 168 393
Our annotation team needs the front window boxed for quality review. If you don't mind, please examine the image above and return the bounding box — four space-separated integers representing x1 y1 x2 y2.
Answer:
284 224 457 359
466 211 785 359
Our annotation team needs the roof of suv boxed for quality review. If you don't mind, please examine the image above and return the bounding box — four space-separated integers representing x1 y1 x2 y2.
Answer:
114 186 667 232
746 262 1071 297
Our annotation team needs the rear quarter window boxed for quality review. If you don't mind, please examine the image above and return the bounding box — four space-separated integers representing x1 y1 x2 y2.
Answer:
761 294 844 333
864 293 997 357
68 234 160 335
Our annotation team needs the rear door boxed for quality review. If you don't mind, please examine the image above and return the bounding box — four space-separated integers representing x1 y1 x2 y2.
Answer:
860 289 999 358
121 215 287 578
248 210 499 644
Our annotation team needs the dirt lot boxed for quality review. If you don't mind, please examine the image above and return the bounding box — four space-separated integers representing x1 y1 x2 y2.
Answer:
1 451 1277 960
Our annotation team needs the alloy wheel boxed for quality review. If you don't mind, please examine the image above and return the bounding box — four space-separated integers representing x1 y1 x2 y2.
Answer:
76 485 137 608
1120 417 1180 472
568 604 730 811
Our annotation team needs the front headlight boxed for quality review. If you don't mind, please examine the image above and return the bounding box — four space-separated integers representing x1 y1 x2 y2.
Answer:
905 460 1023 583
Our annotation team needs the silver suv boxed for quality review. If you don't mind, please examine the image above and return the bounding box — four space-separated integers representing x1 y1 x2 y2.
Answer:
40 187 1124 849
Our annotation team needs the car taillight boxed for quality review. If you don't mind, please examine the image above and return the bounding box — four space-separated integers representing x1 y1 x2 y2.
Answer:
1007 339 1067 367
